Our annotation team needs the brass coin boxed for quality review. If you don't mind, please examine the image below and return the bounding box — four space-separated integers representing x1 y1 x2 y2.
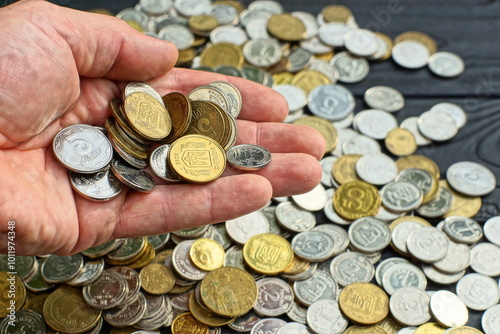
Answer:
106 237 148 266
385 127 417 157
0 273 26 318
293 115 337 153
162 92 193 143
267 13 306 41
389 215 432 231
139 263 175 295
414 322 447 334
375 32 394 61
282 256 311 275
22 293 50 315
333 154 362 185
339 282 389 325
177 48 197 66
396 155 440 179
123 92 172 141
315 51 335 62
109 99 149 146
441 180 482 218
395 31 438 55
322 4 353 23
200 42 244 68
291 70 331 95
333 181 381 220
128 242 156 269
168 134 226 183
243 233 294 275
184 100 227 147
377 316 403 334
172 312 209 334
151 249 173 264
44 285 101 333
189 14 218 35
189 238 226 271
188 292 234 327
199 267 257 317
88 8 114 15
445 326 484 334
344 325 389 334
105 118 148 160
273 72 295 86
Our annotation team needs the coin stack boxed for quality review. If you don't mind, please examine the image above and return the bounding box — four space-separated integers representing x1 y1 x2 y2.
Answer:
2 0 500 334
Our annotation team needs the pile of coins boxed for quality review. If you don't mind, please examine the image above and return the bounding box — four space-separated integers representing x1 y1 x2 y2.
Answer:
52 81 271 200
1 1 499 334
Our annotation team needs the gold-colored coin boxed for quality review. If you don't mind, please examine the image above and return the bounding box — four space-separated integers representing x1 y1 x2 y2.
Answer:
168 134 226 183
44 285 101 333
151 249 173 264
445 326 484 334
139 263 175 295
322 5 353 23
345 325 389 334
333 154 362 185
128 242 156 269
414 322 447 334
377 316 403 334
396 155 440 179
22 293 49 315
333 181 381 220
169 284 193 295
193 36 208 47
105 118 148 160
267 13 306 41
395 31 437 54
441 180 482 218
0 272 26 318
189 238 226 271
189 14 219 35
126 20 144 33
273 72 294 86
339 282 389 325
389 215 431 231
172 313 209 334
88 8 114 15
188 292 234 327
282 256 310 275
314 51 335 62
291 70 331 95
200 42 244 68
243 233 294 275
200 267 258 317
162 92 193 143
385 127 417 156
109 99 149 146
123 92 172 141
375 32 394 61
293 116 337 153
177 48 197 66
184 100 227 147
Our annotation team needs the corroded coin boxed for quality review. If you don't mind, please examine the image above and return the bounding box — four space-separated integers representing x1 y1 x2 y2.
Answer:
243 233 293 275
226 144 272 170
0 273 25 318
339 282 389 325
162 91 192 143
189 238 225 271
69 168 124 202
110 158 156 193
333 181 381 220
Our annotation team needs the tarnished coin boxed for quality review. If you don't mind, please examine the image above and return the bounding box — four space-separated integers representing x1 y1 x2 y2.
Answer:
83 269 128 309
355 153 398 186
226 210 270 244
0 309 45 334
307 84 355 121
390 287 431 326
381 181 423 212
470 242 500 277
110 158 156 193
124 82 164 106
161 91 192 143
446 161 496 196
291 230 335 262
456 273 500 311
139 263 175 295
53 124 113 173
276 201 316 232
243 233 293 275
417 110 458 142
226 144 272 170
382 263 427 296
430 290 468 328
406 226 449 263
251 318 287 334
484 216 500 246
307 299 348 334
364 86 404 112
339 282 389 325
69 168 124 202
348 217 391 253
330 252 374 286
171 313 209 334
482 304 500 334
254 277 294 317
293 270 338 306
189 292 234 327
41 253 84 284
428 51 465 78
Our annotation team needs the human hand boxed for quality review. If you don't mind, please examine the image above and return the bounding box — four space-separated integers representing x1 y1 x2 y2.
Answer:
0 0 325 256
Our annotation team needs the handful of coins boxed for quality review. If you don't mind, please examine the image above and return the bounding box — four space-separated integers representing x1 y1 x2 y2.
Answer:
52 81 272 201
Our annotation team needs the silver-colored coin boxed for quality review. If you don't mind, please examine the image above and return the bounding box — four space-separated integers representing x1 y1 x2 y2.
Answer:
214 65 244 78
430 290 468 328
432 240 470 274
229 311 262 332
324 198 353 225
287 301 308 324
381 181 423 212
431 102 467 129
110 159 156 193
292 183 328 212
319 156 337 187
108 266 141 305
364 86 405 113
390 287 431 326
210 223 232 250
348 216 391 253
107 237 146 262
307 84 355 121
227 144 272 171
470 242 500 277
158 24 194 51
142 294 167 320
428 51 465 78
243 38 282 68
276 201 316 233
210 25 248 45
67 258 105 287
116 8 149 30
53 124 113 173
273 84 307 113
288 47 314 73
261 206 285 236
139 0 172 16
291 11 318 39
300 37 332 55
188 85 230 113
456 273 500 311
392 40 430 69
484 216 500 246
330 252 374 287
254 278 294 317
356 153 398 186
330 128 357 156
150 145 181 182
69 168 123 202
173 0 211 16
395 168 434 199
308 59 339 83
81 239 124 258
284 108 305 123
422 264 465 285
224 245 245 270
208 81 243 118
281 262 318 282
342 134 381 155
205 4 238 25
416 186 453 218
0 309 45 334
83 269 128 309
354 109 398 140
375 257 411 286
397 328 418 334
369 33 391 60
276 322 313 334
375 205 405 222
291 230 335 262
172 225 208 239
248 0 284 14
313 224 349 256
240 8 273 28
109 136 147 169
442 215 483 244
382 262 427 296
344 28 378 57
293 270 338 306
250 318 287 334
330 51 369 83
482 304 500 334
124 82 164 106
135 299 172 329
245 16 271 40
318 22 350 47
171 290 191 312
154 14 188 31
104 291 147 327
332 111 354 130
418 110 458 142
41 253 84 284
306 299 348 334
172 239 208 281
400 117 433 146
446 161 496 196
406 226 449 263
226 210 270 244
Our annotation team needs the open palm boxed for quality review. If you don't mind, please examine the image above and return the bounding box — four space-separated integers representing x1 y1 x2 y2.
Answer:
0 0 325 256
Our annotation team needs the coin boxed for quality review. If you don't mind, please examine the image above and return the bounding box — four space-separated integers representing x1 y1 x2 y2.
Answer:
226 144 272 170
41 253 84 284
293 270 338 306
189 238 225 271
428 51 465 77
381 181 423 212
484 216 500 246
307 299 348 334
400 117 433 146
0 273 26 318
110 158 156 193
334 180 380 220
83 269 128 309
432 240 470 274
344 28 378 57
243 233 293 275
385 128 417 157
470 242 500 277
275 201 316 232
355 153 398 186
267 13 306 41
406 226 449 263
332 154 362 185
456 273 500 311
390 287 431 326
188 292 234 327
348 216 391 253
69 168 124 202
414 322 447 334
331 51 370 83
364 86 404 112
104 292 147 327
171 313 209 334
322 4 352 23
482 304 500 334
251 318 287 334
200 42 244 68
339 282 389 325
446 161 496 196
330 252 374 286
172 239 208 281
291 230 335 262
430 290 469 328
293 116 338 153
124 82 165 107
382 263 427 296
226 210 270 244
0 309 45 333
442 216 483 244
254 277 294 317
161 92 192 143
440 180 482 218
418 110 458 142
392 41 430 69
139 263 175 295
308 84 355 121
395 31 437 54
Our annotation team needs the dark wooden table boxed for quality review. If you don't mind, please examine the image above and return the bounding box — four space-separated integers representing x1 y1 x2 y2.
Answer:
35 0 500 332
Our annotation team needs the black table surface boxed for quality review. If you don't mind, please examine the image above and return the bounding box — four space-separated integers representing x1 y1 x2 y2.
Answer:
10 0 500 332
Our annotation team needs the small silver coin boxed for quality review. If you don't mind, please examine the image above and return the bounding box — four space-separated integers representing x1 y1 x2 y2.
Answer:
330 51 370 83
292 11 319 39
308 59 339 83
348 217 391 253
243 38 283 68
416 186 453 218
254 278 294 317
142 294 167 320
355 153 398 186
430 290 469 328
250 318 287 334
292 183 328 212
306 299 348 334
172 240 208 281
69 168 124 202
0 255 35 281
400 117 433 146
428 51 465 78
147 233 170 251
124 82 164 107
324 195 353 226
108 266 141 305
226 144 272 171
417 110 458 142
395 168 434 200
406 226 449 263
375 257 411 286
83 269 129 309
456 273 500 311
239 8 273 28
390 287 431 326
224 245 245 271
110 159 156 193
342 134 381 155
116 7 149 30
53 124 113 173
307 84 355 121
81 239 124 258
276 322 313 334
104 291 147 327
354 109 398 140
364 86 404 113
293 270 338 306
442 215 483 244
158 24 194 51
67 258 105 287
229 311 262 332
248 0 283 14
245 16 271 40
138 0 172 16
188 85 230 113
171 290 191 312
484 216 500 246
430 102 467 129
276 202 316 233
470 242 500 277
291 230 335 262
482 304 500 334
41 253 84 284
318 22 350 47
312 224 350 256
210 25 248 45
446 161 496 196
330 252 374 286
287 301 308 324
107 237 146 262
397 328 418 334
422 264 465 285
288 47 313 73
382 262 427 296
205 3 238 25
173 0 211 18
381 181 423 213
344 28 378 57
391 221 424 255
432 240 470 274
226 210 270 244
319 156 337 187
392 40 430 69
208 81 243 118
273 84 307 113
332 113 355 131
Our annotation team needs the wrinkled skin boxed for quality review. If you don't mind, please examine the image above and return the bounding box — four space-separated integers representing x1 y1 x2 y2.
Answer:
0 0 325 256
